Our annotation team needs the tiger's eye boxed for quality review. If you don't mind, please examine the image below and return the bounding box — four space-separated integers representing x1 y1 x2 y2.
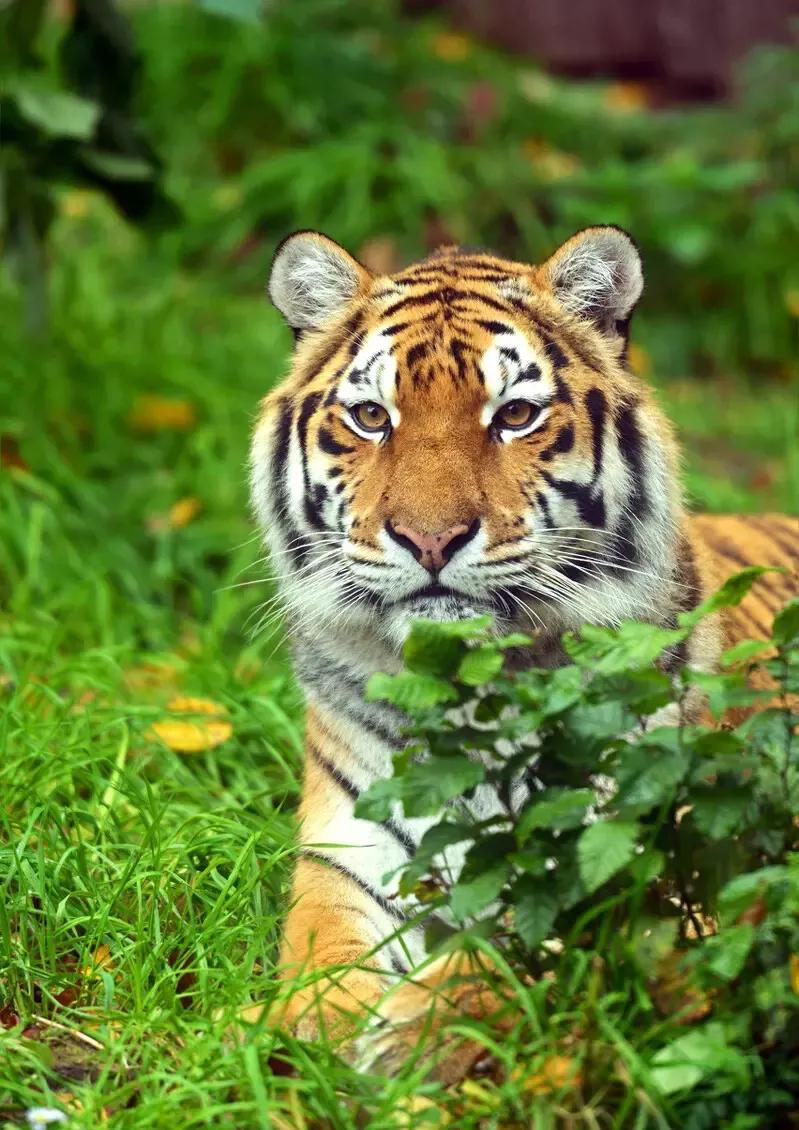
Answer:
495 400 537 430
351 402 390 432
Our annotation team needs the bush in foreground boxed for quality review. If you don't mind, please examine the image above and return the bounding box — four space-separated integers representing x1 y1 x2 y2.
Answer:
357 570 799 1127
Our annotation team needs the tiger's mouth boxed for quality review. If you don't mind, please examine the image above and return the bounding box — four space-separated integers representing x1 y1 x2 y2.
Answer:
403 582 462 601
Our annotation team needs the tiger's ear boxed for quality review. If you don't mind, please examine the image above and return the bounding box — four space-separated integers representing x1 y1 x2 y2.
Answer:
268 231 373 334
539 226 643 342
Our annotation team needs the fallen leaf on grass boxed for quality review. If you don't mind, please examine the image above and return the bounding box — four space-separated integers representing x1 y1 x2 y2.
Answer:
521 138 580 181
649 950 712 1024
603 81 651 112
81 945 113 980
147 697 232 752
1 434 30 472
124 662 180 691
0 1004 21 1029
790 954 799 995
431 31 473 61
146 496 203 533
518 1055 582 1095
128 396 197 433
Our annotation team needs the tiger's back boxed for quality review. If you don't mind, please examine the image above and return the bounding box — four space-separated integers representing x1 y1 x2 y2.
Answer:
692 511 798 646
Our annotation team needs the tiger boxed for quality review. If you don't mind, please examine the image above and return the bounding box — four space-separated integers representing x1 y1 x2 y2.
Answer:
248 226 798 1079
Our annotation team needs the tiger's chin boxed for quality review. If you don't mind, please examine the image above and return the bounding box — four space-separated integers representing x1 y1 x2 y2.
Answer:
378 592 494 652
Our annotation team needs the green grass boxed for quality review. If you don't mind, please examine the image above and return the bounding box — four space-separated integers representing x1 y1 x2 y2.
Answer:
1 185 797 1125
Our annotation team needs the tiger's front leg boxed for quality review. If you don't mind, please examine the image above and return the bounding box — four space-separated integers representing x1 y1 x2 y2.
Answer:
256 707 416 1043
248 709 516 1075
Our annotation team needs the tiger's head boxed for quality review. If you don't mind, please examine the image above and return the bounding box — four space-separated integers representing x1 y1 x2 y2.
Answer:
251 228 683 656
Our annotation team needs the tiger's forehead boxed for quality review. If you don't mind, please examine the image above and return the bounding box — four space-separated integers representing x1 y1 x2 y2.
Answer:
337 317 557 415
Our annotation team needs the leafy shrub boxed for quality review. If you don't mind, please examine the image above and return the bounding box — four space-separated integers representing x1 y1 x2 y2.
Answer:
356 571 799 1123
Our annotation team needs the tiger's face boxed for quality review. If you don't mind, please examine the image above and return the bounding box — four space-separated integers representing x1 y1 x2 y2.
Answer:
251 228 682 654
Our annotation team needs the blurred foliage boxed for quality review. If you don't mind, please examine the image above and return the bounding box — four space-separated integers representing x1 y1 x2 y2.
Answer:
0 0 174 333
130 0 799 378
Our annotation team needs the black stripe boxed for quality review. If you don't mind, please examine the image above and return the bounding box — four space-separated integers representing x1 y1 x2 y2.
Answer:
511 362 541 386
535 491 555 529
498 346 520 365
540 424 574 462
584 388 607 481
271 400 310 567
615 398 649 517
450 290 512 315
302 850 406 920
476 318 512 336
748 516 799 561
540 334 569 373
382 292 441 318
297 392 325 531
450 338 471 385
310 743 360 802
542 471 606 528
553 374 573 405
318 426 354 456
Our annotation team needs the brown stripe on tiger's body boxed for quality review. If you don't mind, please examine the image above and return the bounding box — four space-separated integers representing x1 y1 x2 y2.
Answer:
246 226 798 1077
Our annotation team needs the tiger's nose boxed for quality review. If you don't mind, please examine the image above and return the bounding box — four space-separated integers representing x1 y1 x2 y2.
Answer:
386 520 480 573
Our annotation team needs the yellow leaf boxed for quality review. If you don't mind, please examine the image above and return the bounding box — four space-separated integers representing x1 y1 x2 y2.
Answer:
82 943 114 979
124 662 180 690
518 1055 581 1095
147 718 233 753
521 138 580 181
603 81 651 113
168 497 202 529
432 31 472 61
129 395 197 433
784 289 799 318
790 954 799 994
394 1095 451 1127
627 342 651 376
147 697 231 752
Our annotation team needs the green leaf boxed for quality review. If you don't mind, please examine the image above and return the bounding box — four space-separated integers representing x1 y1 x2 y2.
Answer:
700 923 755 981
366 670 457 712
457 645 504 686
720 638 773 667
614 739 690 810
683 669 768 719
401 617 493 676
773 598 799 648
354 777 403 823
678 567 779 629
577 820 639 893
402 755 486 818
691 788 749 839
517 788 594 839
9 77 100 140
80 149 153 182
565 620 686 674
651 1026 749 1095
450 863 509 920
513 881 558 948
